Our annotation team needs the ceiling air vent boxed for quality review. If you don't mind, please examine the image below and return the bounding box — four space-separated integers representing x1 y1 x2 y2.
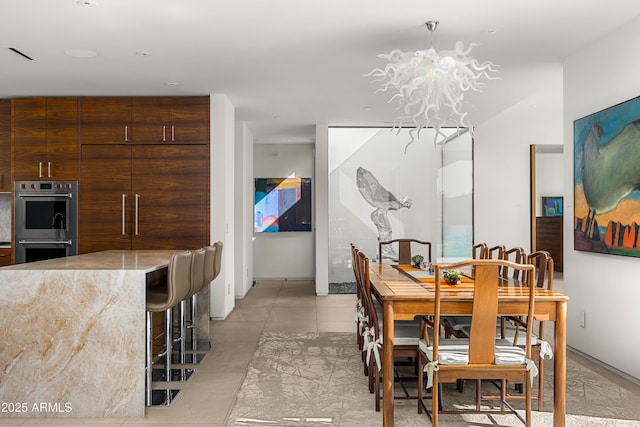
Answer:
8 47 34 61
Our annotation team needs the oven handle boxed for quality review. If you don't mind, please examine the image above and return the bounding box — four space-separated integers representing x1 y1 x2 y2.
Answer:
18 240 73 245
17 193 74 199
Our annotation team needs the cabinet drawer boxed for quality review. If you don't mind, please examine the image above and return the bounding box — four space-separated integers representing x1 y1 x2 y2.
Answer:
0 248 11 266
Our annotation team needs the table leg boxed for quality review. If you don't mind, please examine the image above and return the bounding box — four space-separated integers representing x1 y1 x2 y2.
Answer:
382 301 394 427
554 300 567 427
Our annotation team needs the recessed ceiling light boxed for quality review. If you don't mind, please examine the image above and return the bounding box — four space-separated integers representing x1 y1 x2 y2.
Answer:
76 0 98 6
65 49 98 58
487 29 497 35
165 82 181 87
364 106 372 111
135 51 153 57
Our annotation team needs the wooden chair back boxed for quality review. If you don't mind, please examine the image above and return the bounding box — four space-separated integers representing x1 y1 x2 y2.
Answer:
472 242 488 259
431 259 536 365
356 250 379 339
378 238 431 264
526 250 554 290
487 244 506 260
501 247 526 280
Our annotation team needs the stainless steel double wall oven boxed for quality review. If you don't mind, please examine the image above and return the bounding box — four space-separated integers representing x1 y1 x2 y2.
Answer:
14 181 78 263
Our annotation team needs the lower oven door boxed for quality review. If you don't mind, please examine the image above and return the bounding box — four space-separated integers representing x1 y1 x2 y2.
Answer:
15 239 77 264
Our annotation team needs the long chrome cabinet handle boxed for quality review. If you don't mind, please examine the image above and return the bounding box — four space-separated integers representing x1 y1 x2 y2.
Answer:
135 194 140 236
122 194 127 236
124 125 129 142
162 125 166 142
171 125 175 141
47 162 52 178
39 162 43 178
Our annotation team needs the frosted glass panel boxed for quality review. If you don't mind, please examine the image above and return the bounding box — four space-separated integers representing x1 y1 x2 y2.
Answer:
327 127 473 292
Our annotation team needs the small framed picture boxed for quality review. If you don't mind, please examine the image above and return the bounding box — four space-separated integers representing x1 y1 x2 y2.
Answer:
541 196 563 217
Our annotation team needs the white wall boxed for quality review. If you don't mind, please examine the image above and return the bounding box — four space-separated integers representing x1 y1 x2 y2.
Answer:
253 143 315 280
474 63 564 251
235 122 254 298
210 94 235 319
563 16 640 380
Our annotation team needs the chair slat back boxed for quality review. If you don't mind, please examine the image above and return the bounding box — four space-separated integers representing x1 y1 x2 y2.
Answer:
468 263 500 364
472 242 488 259
502 247 526 280
379 238 432 264
526 250 554 290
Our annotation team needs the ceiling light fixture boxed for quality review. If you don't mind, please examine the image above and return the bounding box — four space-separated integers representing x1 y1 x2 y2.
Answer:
365 20 499 150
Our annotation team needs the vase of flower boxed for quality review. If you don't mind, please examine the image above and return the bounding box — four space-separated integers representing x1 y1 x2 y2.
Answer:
411 254 424 268
443 269 462 285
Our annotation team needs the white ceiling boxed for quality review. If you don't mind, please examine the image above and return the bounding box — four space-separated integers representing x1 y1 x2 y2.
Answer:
2 1 640 143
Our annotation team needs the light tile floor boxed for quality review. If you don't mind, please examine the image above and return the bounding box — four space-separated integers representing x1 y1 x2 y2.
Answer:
2 277 639 426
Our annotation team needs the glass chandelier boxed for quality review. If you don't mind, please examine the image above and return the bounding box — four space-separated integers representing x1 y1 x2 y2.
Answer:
366 21 499 150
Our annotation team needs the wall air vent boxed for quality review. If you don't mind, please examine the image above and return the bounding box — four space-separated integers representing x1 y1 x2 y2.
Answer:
8 47 34 61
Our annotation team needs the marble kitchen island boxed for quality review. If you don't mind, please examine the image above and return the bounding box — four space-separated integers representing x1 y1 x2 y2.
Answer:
0 250 209 419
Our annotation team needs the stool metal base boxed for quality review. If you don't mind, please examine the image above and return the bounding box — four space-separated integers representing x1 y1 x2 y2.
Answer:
152 367 194 382
149 389 180 407
172 352 206 365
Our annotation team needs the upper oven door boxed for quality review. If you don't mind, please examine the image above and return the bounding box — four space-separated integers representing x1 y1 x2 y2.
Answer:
15 183 78 240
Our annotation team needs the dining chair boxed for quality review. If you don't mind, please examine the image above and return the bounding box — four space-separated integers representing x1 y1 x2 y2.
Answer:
356 250 425 412
417 259 537 427
458 250 554 411
378 238 431 264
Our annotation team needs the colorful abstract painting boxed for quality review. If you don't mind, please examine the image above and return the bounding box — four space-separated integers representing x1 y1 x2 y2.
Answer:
574 95 640 257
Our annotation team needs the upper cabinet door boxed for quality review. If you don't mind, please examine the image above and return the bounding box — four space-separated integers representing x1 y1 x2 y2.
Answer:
12 98 47 180
13 97 79 180
46 97 79 180
131 97 171 144
168 96 210 144
80 98 132 144
0 100 10 191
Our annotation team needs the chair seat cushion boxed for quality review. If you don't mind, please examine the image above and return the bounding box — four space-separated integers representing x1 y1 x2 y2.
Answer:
419 338 525 365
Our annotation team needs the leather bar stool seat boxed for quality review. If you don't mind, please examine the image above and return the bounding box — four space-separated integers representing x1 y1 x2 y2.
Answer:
145 250 192 406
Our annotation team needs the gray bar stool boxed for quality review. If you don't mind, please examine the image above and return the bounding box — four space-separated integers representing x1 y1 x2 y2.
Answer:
177 247 207 364
145 250 192 406
187 244 217 352
212 241 223 280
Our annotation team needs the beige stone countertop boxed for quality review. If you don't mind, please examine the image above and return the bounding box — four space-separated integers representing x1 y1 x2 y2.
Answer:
0 249 177 272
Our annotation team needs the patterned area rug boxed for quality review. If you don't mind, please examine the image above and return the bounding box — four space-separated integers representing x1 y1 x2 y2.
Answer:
227 332 640 426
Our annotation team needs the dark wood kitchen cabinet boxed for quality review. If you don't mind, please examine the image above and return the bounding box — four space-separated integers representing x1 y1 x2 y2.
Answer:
0 100 10 191
131 97 209 144
80 97 132 144
79 144 209 253
81 96 209 145
12 97 79 180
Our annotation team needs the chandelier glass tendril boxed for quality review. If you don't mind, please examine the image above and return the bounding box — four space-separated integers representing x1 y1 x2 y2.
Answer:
366 21 499 150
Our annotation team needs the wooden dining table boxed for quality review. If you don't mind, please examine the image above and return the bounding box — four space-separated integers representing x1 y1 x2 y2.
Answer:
369 262 569 427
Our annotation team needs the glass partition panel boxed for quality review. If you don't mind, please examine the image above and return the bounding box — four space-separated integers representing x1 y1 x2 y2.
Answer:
327 127 473 293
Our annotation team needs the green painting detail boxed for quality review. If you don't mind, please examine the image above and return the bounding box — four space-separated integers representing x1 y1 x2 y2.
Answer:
574 95 640 257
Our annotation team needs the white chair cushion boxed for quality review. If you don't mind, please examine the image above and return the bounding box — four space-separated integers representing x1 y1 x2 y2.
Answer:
419 338 525 365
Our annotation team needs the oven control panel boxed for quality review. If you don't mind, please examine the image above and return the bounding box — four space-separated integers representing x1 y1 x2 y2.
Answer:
15 181 77 193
